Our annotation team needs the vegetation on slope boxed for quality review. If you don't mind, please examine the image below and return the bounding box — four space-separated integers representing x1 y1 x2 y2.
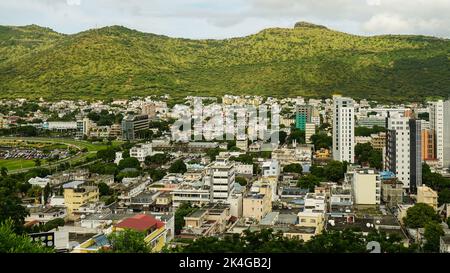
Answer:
0 23 449 102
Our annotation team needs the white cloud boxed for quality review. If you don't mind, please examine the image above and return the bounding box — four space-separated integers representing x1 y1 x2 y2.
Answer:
366 0 381 6
363 13 410 34
0 0 449 38
66 0 81 6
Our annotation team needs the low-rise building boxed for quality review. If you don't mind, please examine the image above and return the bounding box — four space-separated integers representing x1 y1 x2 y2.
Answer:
114 152 123 165
417 185 438 210
118 177 151 203
234 163 254 176
128 191 161 211
350 168 381 205
182 203 231 238
114 214 167 252
262 159 280 177
315 148 331 160
272 145 313 166
242 193 272 222
109 124 122 139
236 140 248 152
355 136 371 145
297 211 325 235
282 226 317 242
155 192 172 207
381 179 404 207
25 206 67 224
304 193 327 213
249 141 262 152
171 180 211 208
329 185 354 219
130 143 153 163
63 181 99 219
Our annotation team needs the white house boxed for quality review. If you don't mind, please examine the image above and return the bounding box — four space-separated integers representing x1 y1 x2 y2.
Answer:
130 143 153 163
262 160 280 177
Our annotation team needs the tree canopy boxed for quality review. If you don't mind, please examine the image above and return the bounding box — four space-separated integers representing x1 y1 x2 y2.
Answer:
297 174 321 192
0 220 54 253
175 228 414 253
169 160 187 174
355 143 382 170
102 229 151 253
118 157 141 170
310 132 332 150
403 203 441 228
283 163 303 174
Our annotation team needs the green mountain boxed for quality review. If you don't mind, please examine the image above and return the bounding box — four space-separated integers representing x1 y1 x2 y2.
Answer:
0 23 449 102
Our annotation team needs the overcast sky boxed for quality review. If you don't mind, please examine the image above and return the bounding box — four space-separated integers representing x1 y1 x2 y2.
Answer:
1 0 449 39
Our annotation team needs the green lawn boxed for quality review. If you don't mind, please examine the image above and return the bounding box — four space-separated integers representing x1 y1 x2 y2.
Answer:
0 159 45 171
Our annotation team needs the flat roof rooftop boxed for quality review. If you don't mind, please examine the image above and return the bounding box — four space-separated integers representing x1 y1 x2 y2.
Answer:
186 209 207 218
63 181 85 189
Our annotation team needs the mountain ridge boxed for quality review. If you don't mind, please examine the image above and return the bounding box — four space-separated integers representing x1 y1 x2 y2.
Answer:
0 22 449 102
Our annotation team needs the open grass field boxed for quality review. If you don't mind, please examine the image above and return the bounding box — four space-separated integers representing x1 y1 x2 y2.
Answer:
0 159 39 170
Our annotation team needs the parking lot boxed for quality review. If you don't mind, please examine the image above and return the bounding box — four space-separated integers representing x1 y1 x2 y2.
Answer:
0 148 70 160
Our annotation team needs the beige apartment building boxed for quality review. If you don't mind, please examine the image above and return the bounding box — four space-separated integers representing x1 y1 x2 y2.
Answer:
351 168 381 205
183 203 231 237
305 123 316 144
370 132 386 152
417 185 438 210
297 211 325 234
243 193 272 222
236 140 248 152
63 181 99 219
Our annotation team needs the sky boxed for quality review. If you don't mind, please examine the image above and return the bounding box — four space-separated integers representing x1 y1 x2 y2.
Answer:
0 0 450 39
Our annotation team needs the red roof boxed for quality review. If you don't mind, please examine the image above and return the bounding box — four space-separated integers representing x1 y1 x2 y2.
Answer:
115 214 164 232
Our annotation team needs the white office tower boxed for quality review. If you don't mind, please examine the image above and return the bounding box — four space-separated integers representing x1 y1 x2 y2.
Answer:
386 116 411 189
386 115 422 192
332 95 355 163
209 157 236 202
429 99 450 169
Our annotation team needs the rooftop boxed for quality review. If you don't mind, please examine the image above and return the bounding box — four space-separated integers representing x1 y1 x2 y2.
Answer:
245 193 266 199
115 214 164 232
260 212 279 226
186 209 208 219
63 180 85 189
83 212 135 221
